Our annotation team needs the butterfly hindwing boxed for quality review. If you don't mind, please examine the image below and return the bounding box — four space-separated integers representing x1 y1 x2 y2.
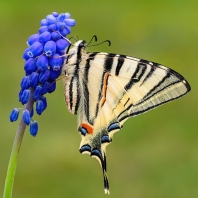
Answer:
63 40 191 194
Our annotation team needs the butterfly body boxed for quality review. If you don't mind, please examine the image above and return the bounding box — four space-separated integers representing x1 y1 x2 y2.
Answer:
62 39 191 194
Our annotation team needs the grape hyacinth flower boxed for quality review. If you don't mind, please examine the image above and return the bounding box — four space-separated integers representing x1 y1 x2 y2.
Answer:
4 12 76 198
12 12 75 135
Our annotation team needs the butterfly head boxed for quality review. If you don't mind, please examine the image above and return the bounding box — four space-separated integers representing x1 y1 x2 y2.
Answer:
67 40 87 61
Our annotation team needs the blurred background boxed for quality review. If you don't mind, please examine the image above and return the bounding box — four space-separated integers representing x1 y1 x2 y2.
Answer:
0 0 197 197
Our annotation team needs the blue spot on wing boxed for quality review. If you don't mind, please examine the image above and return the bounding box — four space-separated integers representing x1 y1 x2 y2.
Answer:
78 127 87 136
101 135 110 143
108 122 120 132
79 144 91 153
91 149 102 160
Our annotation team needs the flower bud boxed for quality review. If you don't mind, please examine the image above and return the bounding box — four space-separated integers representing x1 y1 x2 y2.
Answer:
29 72 39 88
27 34 39 46
65 13 71 18
20 76 30 90
39 31 51 43
36 100 45 115
49 53 63 71
47 81 56 93
46 14 56 24
48 24 57 32
30 121 38 137
56 39 70 51
41 81 50 95
24 58 37 75
64 19 76 26
39 69 50 84
23 48 30 61
40 19 48 26
59 28 69 37
41 96 47 110
44 41 56 57
21 89 30 104
36 54 48 71
57 13 66 21
34 86 43 101
52 12 59 17
23 109 31 125
10 108 20 122
51 32 61 41
27 42 43 58
38 26 48 34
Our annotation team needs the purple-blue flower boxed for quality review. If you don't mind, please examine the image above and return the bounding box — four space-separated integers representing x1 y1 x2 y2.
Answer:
36 99 45 115
39 32 51 43
49 53 64 71
10 108 20 122
20 76 30 90
10 11 76 135
44 41 56 57
47 81 56 93
30 121 38 137
29 72 39 88
20 89 30 105
23 109 31 125
36 54 48 71
39 70 50 84
27 42 43 58
56 39 70 51
27 34 39 46
34 86 43 101
24 58 37 75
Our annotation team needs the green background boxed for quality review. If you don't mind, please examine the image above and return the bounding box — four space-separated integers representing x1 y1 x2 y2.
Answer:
0 0 197 197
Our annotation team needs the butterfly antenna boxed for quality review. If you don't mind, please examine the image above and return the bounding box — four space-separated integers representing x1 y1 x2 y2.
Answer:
87 35 98 46
69 36 78 42
88 39 111 47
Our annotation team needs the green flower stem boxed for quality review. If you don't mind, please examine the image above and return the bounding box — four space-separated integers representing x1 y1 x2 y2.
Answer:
3 91 34 198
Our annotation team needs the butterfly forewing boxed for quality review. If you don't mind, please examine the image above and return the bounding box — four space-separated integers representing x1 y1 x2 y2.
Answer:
62 40 191 194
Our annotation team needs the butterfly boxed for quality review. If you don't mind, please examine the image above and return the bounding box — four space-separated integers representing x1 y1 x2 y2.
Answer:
62 36 191 194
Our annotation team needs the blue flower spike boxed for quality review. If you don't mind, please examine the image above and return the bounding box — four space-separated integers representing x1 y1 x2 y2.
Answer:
10 11 76 135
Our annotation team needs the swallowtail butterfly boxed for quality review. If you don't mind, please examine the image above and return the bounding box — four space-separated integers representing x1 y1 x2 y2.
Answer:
62 37 191 194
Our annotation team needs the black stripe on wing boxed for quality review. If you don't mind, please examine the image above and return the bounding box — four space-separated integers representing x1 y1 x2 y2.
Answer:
130 90 188 117
131 68 190 117
82 52 98 121
115 55 126 76
104 53 116 71
140 64 157 86
124 63 147 91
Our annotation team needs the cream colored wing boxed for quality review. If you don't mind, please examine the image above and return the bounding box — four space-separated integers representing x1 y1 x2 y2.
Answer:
77 52 191 194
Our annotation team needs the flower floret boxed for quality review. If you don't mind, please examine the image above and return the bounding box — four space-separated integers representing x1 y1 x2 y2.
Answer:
10 108 20 122
30 121 38 137
23 109 31 125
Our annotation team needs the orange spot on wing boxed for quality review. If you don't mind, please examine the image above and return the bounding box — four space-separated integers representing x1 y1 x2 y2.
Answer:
100 73 109 107
81 123 94 135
